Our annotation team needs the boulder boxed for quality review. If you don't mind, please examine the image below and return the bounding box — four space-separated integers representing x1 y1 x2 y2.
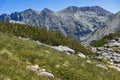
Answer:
107 41 120 47
114 38 120 42
113 57 120 63
109 65 120 72
94 56 102 61
26 65 39 71
101 52 112 59
52 45 75 55
26 65 54 79
96 64 108 70
91 47 97 53
86 60 92 64
19 37 30 41
97 47 105 51
77 52 86 58
112 53 120 57
37 71 54 79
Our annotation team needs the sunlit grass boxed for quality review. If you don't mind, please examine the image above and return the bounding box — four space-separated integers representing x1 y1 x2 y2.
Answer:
0 33 120 80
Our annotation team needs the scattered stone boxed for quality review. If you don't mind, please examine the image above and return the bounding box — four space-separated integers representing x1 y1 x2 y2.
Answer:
63 61 69 67
77 52 86 58
45 50 50 53
52 45 75 55
97 47 105 51
26 65 54 79
91 47 97 53
112 57 120 63
26 65 39 71
107 41 120 47
37 71 54 79
114 37 120 42
35 40 42 45
111 39 116 42
94 56 102 61
86 56 90 59
19 37 30 41
96 64 108 70
55 64 60 68
101 52 112 59
86 60 92 64
108 65 120 72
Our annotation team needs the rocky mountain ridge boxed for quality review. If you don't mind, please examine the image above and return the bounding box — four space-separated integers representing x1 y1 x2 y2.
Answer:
0 6 113 41
83 11 120 44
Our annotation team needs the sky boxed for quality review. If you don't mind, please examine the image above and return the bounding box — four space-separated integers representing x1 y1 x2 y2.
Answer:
0 0 119 14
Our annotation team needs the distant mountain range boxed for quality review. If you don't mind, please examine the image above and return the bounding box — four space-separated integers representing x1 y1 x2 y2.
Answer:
83 11 120 44
0 6 113 41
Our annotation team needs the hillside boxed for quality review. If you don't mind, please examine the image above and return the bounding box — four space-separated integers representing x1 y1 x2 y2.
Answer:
1 31 120 80
0 21 91 55
0 6 113 41
84 11 120 44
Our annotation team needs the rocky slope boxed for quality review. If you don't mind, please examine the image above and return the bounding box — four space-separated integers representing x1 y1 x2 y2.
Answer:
0 6 113 41
83 11 120 44
1 30 120 80
91 37 120 72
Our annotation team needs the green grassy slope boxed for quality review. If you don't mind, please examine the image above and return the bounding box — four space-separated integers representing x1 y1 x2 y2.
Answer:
0 21 91 55
0 33 120 80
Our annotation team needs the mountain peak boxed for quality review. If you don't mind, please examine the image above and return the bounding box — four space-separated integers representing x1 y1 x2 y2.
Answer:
61 6 80 13
66 6 79 9
79 6 112 16
41 8 54 13
23 8 40 14
79 6 103 10
24 8 35 12
91 6 102 8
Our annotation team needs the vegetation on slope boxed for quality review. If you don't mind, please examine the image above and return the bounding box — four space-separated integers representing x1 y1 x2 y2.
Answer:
0 21 91 55
90 32 120 47
0 33 120 80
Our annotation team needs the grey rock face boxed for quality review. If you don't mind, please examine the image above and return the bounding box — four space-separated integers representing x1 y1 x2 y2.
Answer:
52 45 75 55
84 11 120 44
0 6 113 41
0 14 10 21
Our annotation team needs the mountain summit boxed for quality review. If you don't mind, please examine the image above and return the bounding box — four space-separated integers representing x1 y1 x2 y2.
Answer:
0 6 113 41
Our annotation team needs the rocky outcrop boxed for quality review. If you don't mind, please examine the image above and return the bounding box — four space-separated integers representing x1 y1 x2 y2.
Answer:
107 39 120 47
92 38 120 71
18 36 75 55
96 38 120 62
52 45 75 55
